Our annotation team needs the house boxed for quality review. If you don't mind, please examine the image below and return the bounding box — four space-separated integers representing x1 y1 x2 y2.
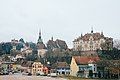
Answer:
32 62 48 75
52 62 70 75
1 62 14 73
70 56 100 78
12 64 21 72
21 61 33 73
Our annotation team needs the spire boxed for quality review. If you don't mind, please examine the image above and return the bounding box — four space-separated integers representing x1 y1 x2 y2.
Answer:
39 29 41 39
101 30 103 35
51 36 53 41
101 31 104 37
91 27 93 33
81 33 83 37
37 29 43 44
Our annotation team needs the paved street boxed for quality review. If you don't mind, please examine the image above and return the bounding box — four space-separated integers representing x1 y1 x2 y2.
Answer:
0 74 67 80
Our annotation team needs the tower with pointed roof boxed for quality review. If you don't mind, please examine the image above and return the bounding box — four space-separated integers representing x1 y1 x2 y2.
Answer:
91 27 93 33
37 29 46 49
37 29 43 44
37 29 47 58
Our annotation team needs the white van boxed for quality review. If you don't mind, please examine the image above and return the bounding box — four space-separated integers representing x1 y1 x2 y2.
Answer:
50 73 57 77
50 69 57 77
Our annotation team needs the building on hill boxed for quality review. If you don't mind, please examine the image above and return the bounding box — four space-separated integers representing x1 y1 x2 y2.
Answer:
47 37 68 51
46 37 58 50
37 30 46 49
37 30 47 58
11 39 24 51
70 56 100 78
73 30 113 51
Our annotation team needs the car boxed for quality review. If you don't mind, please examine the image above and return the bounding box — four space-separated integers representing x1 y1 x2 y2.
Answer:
36 73 40 76
28 73 32 76
22 72 28 75
47 74 50 77
36 71 45 76
0 72 3 75
3 70 9 75
50 73 57 77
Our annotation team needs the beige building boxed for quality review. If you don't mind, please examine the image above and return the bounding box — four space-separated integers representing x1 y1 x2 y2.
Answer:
73 30 113 51
32 62 48 75
38 49 47 58
70 56 100 77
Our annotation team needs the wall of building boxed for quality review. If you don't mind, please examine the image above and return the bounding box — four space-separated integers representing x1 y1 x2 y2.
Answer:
73 32 112 51
70 57 79 76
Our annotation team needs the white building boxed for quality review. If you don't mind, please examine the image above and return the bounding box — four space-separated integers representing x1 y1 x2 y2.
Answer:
73 30 113 51
38 49 47 58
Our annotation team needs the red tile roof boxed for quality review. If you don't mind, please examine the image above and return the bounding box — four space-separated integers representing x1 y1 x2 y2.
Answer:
73 56 100 65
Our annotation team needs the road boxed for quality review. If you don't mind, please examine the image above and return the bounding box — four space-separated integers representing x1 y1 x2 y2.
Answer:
0 74 67 80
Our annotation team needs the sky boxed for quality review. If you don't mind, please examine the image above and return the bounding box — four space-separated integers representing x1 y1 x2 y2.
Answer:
0 0 120 48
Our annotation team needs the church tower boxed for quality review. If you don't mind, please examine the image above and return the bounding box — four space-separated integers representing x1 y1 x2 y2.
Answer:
37 29 43 44
91 27 93 33
37 29 46 49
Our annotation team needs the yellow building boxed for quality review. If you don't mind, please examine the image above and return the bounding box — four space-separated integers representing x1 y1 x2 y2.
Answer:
32 62 48 75
70 57 79 76
12 64 21 71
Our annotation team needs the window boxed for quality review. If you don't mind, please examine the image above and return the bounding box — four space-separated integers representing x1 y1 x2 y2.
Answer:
38 65 41 68
94 68 95 71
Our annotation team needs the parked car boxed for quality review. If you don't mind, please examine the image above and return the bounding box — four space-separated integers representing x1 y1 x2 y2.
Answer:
36 71 44 76
47 74 50 76
0 72 3 75
22 72 29 75
28 73 32 76
50 73 57 77
3 70 9 75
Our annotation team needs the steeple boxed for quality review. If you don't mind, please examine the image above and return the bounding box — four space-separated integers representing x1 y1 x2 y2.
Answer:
39 29 41 39
81 33 83 37
37 29 43 44
91 27 93 33
101 31 104 37
51 36 53 41
101 31 103 35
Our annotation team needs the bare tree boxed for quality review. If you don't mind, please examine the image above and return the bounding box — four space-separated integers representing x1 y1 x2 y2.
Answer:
114 39 120 49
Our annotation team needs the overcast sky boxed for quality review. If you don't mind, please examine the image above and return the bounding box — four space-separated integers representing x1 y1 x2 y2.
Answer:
0 0 120 48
